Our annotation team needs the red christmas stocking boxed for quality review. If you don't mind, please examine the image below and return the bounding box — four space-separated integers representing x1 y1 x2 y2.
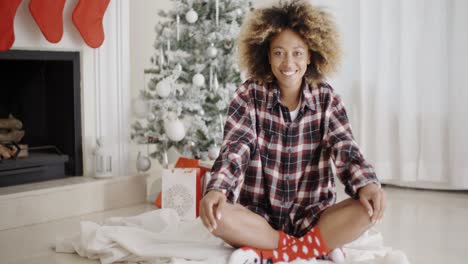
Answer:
72 0 110 48
0 0 22 51
29 0 66 43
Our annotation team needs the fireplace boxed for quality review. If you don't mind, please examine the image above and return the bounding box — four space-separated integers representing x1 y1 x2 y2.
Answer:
0 50 83 187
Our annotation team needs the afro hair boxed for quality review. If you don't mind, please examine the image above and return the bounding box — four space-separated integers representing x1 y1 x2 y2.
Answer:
236 0 342 83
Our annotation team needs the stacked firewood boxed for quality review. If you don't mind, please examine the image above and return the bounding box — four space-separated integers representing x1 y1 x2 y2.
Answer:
0 115 26 160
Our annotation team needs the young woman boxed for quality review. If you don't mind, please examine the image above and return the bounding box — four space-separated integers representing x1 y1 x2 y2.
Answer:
199 1 385 263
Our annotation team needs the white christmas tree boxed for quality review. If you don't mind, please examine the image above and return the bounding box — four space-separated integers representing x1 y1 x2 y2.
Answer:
132 0 251 166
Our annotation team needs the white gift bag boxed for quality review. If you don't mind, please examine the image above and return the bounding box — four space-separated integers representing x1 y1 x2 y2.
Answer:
161 168 198 221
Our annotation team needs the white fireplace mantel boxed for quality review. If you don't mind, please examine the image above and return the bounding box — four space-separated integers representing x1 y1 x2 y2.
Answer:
11 0 131 177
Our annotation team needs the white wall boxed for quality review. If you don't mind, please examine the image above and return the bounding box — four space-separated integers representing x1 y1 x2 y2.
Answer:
129 0 174 191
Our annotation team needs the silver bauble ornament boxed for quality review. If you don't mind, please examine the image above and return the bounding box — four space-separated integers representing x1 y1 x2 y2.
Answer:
192 73 205 87
185 9 198 24
146 112 156 122
208 146 220 160
156 81 171 98
164 118 186 142
206 44 218 58
136 152 151 172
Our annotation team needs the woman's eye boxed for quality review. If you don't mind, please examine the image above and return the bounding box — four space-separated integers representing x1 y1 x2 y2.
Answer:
294 51 303 56
274 51 282 56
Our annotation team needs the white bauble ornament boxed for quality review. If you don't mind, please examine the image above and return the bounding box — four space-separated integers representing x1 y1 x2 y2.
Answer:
192 73 205 87
146 112 156 122
133 98 149 118
185 9 198 24
156 81 171 98
164 118 186 142
208 145 220 160
136 152 151 172
175 63 182 72
206 44 218 58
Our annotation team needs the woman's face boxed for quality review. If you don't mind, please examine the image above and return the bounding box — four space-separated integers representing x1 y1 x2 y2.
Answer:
269 29 310 90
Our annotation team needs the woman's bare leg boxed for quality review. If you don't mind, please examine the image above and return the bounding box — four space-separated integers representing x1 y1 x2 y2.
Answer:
317 198 373 249
212 198 373 251
211 203 279 249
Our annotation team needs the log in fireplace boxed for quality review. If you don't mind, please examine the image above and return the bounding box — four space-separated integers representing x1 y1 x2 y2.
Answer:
0 50 83 187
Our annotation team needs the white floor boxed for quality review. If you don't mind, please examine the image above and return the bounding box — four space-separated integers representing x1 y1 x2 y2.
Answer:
0 186 467 264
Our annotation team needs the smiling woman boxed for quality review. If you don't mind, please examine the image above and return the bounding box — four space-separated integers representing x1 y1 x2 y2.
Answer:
199 1 385 263
268 29 311 110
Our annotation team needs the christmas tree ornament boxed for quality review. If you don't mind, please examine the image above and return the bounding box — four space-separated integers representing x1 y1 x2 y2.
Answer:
224 40 233 49
136 151 152 172
192 73 205 87
159 47 165 68
166 39 171 51
176 14 180 41
164 118 186 142
29 0 66 43
215 0 219 26
72 0 111 48
0 0 22 51
146 112 156 122
175 63 183 72
185 9 198 24
208 145 220 160
156 80 172 98
133 98 149 118
206 43 218 58
213 72 219 91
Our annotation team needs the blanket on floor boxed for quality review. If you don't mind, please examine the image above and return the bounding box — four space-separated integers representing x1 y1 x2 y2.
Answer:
54 209 410 264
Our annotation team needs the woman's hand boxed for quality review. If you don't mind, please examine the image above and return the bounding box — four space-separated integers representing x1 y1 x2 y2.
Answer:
199 190 227 232
358 183 385 224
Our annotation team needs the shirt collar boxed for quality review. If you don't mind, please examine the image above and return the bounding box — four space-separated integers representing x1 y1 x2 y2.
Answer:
266 80 316 112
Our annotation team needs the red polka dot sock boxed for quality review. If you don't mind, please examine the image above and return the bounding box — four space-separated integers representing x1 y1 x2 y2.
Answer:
228 226 331 264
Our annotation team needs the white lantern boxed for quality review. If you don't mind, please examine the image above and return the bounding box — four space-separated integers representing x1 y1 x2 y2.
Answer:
164 118 186 142
185 9 198 24
192 73 205 87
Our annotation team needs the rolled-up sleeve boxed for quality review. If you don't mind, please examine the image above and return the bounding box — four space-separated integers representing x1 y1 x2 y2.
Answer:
205 85 257 202
324 93 380 198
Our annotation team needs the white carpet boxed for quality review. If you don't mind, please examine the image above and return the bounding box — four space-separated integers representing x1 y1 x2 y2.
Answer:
54 209 410 264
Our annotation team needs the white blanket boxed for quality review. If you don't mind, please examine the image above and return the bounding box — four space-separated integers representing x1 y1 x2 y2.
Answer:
55 209 410 264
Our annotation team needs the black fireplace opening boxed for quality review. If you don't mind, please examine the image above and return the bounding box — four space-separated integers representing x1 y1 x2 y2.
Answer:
0 50 82 187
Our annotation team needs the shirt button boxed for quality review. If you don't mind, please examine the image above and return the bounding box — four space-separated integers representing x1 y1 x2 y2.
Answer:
286 147 292 153
283 201 292 207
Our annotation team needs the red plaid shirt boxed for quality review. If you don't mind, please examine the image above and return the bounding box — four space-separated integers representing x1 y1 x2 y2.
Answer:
206 79 379 236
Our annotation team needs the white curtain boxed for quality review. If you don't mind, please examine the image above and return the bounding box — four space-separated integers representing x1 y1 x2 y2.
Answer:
350 0 468 189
